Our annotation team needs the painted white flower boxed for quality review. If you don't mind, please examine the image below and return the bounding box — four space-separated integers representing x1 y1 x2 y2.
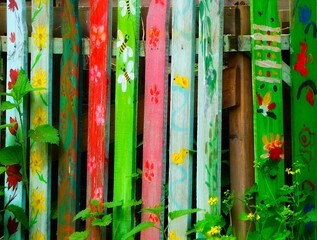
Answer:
95 104 105 126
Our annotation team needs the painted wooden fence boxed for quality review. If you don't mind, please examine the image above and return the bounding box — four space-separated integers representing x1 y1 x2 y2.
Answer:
1 1 317 239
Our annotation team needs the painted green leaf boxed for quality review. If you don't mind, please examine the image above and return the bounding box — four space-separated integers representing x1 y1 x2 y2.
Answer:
92 214 112 227
168 208 201 221
0 145 22 165
122 222 155 240
73 208 91 221
6 204 29 229
69 229 90 240
28 124 59 144
1 101 18 111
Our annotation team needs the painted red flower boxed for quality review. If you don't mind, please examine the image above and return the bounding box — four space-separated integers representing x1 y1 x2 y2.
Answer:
9 32 16 43
7 216 18 236
256 91 276 119
261 133 284 162
149 213 160 223
155 0 164 5
150 84 160 104
8 68 19 90
144 160 155 182
306 89 314 106
6 164 22 190
149 26 160 48
8 117 18 136
8 0 18 12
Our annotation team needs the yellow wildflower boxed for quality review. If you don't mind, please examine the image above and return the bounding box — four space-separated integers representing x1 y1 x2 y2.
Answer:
207 226 221 236
30 151 43 176
32 229 45 240
208 197 218 206
32 24 48 50
30 189 46 217
247 212 254 220
32 106 48 127
256 214 261 220
32 68 48 94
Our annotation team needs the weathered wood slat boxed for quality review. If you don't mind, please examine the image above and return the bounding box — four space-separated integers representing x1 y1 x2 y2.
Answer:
250 0 284 229
57 0 82 237
290 0 317 237
112 0 140 238
85 0 111 238
5 0 28 238
196 0 224 222
168 0 195 238
140 0 168 239
29 0 53 238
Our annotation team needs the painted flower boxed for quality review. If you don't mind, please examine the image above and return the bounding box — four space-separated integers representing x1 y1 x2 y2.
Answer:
150 84 159 104
9 117 18 136
94 187 103 202
256 91 276 119
208 197 218 206
30 151 43 176
155 0 164 5
8 0 18 12
30 189 46 217
31 229 45 240
149 213 160 223
144 160 155 182
171 148 188 165
9 32 16 43
34 0 47 8
6 164 22 190
95 104 105 126
8 68 19 90
207 225 221 236
32 24 48 50
260 133 284 162
32 106 48 127
173 74 189 89
168 230 181 240
149 26 160 48
91 25 106 48
88 156 96 173
90 64 102 84
7 216 18 236
32 68 48 94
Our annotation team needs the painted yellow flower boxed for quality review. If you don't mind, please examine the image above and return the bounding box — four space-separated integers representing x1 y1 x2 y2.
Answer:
32 229 45 240
34 0 47 8
168 230 182 240
32 24 48 50
32 106 48 127
30 189 46 217
32 68 47 94
208 196 218 206
171 148 188 165
207 225 221 236
30 151 43 176
173 74 189 89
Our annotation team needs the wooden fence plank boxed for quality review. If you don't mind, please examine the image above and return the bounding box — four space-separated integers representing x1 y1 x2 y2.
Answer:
196 0 224 221
85 0 111 238
57 0 82 237
29 0 53 238
112 0 140 238
290 0 317 237
140 0 168 239
250 0 285 229
5 0 28 238
168 0 196 238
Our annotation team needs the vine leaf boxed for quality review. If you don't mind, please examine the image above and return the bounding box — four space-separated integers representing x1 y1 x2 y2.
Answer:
122 222 155 240
11 69 37 102
73 208 91 221
69 229 90 240
0 145 22 165
1 101 18 111
6 204 29 230
92 214 112 227
29 124 59 145
168 208 201 221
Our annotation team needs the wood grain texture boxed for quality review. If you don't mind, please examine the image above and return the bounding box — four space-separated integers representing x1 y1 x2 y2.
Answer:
168 0 195 238
140 0 168 239
5 0 28 238
57 0 82 237
196 0 224 222
29 0 53 238
112 0 140 238
85 0 111 238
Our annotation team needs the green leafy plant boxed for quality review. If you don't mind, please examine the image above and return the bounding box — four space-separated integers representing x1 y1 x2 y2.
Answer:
0 68 59 234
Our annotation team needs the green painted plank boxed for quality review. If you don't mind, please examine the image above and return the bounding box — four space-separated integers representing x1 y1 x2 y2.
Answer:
168 0 196 238
112 0 140 239
250 0 285 229
196 0 224 219
57 0 82 237
5 0 28 238
29 0 53 238
290 0 317 236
